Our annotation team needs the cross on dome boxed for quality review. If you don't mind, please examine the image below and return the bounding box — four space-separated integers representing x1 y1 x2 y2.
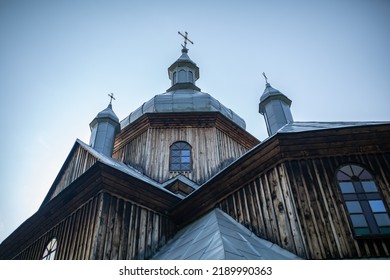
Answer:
108 93 116 105
262 72 269 84
178 31 194 50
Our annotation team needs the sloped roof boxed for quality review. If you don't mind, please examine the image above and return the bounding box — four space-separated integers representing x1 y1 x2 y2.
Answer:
77 139 200 195
120 89 246 130
278 121 390 133
152 208 301 260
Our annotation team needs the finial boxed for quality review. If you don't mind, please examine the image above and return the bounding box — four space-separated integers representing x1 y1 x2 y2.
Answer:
108 93 116 105
178 31 194 51
262 72 269 85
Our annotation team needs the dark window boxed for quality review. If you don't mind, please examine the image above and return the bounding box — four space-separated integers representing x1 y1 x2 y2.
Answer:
336 164 390 237
188 71 194 83
42 238 57 260
170 141 192 171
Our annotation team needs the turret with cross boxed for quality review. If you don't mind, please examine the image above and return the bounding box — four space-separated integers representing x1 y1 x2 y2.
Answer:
166 31 200 92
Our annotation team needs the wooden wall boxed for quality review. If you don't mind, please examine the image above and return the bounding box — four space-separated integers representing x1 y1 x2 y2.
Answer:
50 145 97 200
91 192 176 260
113 127 249 184
285 153 390 259
217 163 309 259
12 192 176 260
217 152 390 259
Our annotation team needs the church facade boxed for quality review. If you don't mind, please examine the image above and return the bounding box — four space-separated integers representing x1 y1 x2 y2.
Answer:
1 37 390 260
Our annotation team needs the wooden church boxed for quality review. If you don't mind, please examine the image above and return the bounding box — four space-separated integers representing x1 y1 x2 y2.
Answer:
1 34 390 260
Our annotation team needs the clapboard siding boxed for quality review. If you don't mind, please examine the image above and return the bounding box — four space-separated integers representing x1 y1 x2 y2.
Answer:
113 127 249 184
217 163 308 259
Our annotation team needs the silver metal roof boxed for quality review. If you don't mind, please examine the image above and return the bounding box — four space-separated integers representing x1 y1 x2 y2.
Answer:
91 104 119 123
278 121 390 133
120 89 246 129
152 208 301 260
259 83 291 114
76 139 188 197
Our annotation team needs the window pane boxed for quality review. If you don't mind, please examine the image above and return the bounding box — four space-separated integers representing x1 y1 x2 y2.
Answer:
171 163 180 170
181 150 190 157
172 143 180 149
181 164 191 171
361 181 378 193
354 227 371 236
340 165 354 177
369 200 386 212
351 165 364 177
171 150 181 156
359 170 373 180
346 201 362 213
350 214 368 227
171 157 180 163
182 156 190 163
339 182 355 193
374 214 390 226
337 171 350 181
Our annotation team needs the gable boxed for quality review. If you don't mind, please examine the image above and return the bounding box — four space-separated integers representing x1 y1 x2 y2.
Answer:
41 140 98 205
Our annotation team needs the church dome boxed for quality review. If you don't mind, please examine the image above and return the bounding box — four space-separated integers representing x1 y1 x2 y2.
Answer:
120 89 246 129
121 44 246 130
94 104 119 123
259 82 292 114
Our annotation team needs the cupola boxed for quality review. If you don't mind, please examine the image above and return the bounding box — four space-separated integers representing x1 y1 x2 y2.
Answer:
166 32 200 92
259 73 293 136
89 96 120 157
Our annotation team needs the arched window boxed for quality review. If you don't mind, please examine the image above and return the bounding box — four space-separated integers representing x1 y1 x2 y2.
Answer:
170 141 192 171
188 71 194 83
336 164 390 237
178 69 186 82
42 238 58 260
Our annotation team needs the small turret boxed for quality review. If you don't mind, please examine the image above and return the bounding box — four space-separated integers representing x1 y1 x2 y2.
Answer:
166 31 200 92
259 73 293 136
89 95 120 157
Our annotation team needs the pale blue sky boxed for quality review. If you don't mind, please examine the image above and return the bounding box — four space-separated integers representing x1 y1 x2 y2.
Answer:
0 0 389 243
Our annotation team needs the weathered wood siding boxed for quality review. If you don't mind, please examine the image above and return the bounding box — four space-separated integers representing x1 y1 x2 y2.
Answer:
113 127 249 184
91 192 176 260
285 153 390 259
217 152 390 259
13 194 101 259
217 163 308 259
51 145 97 199
12 192 176 260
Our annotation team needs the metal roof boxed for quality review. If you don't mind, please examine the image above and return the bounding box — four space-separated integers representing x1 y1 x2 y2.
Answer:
278 121 390 133
76 139 200 197
152 208 301 260
120 89 246 129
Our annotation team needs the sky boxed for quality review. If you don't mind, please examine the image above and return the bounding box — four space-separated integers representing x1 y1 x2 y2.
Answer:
0 0 389 243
